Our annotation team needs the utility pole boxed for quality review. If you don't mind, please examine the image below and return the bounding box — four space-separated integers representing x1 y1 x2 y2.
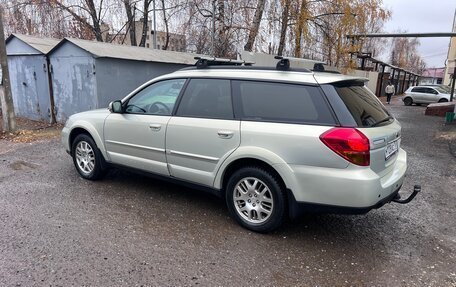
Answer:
450 65 455 102
0 8 16 132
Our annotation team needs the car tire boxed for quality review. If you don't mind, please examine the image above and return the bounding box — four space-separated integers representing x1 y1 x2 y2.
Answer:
71 133 106 180
225 166 286 233
403 97 413 106
438 98 448 103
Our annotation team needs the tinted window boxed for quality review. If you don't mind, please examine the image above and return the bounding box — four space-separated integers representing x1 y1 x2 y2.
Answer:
424 88 438 94
334 84 392 127
176 79 233 119
126 79 185 115
233 81 335 125
411 87 425 93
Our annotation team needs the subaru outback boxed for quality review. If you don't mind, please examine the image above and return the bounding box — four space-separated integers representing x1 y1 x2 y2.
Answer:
62 58 419 233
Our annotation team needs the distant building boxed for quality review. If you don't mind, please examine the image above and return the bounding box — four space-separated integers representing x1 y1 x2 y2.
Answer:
125 19 186 52
443 9 456 86
420 67 446 85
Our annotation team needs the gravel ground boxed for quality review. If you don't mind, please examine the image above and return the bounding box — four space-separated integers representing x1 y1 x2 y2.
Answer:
0 102 455 286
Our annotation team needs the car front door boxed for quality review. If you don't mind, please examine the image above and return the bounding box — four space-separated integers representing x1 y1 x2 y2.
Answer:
425 88 440 103
165 78 240 187
104 78 186 175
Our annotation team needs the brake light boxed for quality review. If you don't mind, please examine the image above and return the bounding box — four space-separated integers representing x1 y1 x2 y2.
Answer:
320 128 370 166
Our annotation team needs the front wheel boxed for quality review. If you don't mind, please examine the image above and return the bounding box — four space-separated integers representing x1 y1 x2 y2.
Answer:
72 134 106 180
225 167 286 233
438 98 448 103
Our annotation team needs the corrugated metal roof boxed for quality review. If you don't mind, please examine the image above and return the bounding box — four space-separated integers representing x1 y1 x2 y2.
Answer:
56 38 199 65
7 33 60 54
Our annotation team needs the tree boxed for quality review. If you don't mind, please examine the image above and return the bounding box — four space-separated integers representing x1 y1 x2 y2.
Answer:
0 8 16 132
244 0 266 52
54 0 104 41
123 0 137 46
390 33 426 74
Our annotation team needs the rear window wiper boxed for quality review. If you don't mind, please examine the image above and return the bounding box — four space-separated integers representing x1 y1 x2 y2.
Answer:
371 116 394 127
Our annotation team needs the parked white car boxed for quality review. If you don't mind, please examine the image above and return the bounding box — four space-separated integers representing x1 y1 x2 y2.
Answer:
403 86 451 106
62 58 419 232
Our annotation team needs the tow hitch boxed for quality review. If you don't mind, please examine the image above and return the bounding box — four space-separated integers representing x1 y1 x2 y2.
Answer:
392 185 421 204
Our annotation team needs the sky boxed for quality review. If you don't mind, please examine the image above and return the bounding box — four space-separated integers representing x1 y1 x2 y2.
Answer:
381 0 456 68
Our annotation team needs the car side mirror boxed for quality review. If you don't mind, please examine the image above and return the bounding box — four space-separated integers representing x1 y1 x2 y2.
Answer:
109 100 123 113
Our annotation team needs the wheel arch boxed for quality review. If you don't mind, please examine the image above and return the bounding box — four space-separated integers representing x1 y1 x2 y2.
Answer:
68 123 107 160
220 158 287 193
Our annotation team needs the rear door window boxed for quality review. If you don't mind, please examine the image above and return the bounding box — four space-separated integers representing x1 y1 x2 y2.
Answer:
232 81 336 125
176 79 233 119
333 83 392 127
411 87 426 93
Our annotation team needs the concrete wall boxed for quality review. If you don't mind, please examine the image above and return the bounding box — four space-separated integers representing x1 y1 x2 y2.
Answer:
49 42 97 122
95 58 188 108
347 70 379 94
8 55 51 121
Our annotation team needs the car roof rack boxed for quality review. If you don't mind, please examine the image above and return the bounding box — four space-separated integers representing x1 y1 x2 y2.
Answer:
194 56 255 68
274 56 291 71
275 55 341 74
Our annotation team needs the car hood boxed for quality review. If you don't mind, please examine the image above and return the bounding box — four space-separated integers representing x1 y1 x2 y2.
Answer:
70 108 110 118
65 108 111 126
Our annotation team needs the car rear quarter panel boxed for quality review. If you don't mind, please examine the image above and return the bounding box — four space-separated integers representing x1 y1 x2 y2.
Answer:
214 121 349 189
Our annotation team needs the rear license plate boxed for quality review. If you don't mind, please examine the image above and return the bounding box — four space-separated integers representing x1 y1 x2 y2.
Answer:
385 140 399 160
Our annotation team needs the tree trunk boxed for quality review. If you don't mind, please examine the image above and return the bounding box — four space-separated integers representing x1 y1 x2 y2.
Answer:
124 0 137 46
0 9 16 132
85 0 103 41
55 0 103 41
139 0 151 47
294 0 307 58
215 0 226 57
244 0 266 52
278 0 290 56
160 0 170 50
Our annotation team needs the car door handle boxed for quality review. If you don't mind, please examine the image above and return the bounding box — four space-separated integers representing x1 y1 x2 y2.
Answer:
149 124 162 131
217 131 234 139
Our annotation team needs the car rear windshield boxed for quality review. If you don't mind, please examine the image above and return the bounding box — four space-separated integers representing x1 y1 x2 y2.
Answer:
333 83 392 127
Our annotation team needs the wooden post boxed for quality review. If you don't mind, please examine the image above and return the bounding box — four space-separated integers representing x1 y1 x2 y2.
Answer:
0 9 16 132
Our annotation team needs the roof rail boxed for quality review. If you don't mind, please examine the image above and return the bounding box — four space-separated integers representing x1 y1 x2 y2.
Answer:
194 56 254 68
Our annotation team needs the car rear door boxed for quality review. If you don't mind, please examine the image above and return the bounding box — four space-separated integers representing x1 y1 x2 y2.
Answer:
410 87 425 103
165 78 240 187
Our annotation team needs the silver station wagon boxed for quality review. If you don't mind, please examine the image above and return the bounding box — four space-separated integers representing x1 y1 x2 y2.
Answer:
62 57 419 232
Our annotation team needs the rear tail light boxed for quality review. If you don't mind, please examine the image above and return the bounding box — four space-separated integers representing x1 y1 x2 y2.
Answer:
320 128 370 166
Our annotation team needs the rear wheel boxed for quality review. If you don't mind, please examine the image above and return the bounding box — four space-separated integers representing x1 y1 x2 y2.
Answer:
438 98 448 103
72 134 106 180
403 97 413 106
225 166 286 233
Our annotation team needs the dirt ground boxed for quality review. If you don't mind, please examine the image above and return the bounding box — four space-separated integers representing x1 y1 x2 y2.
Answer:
0 114 61 153
0 101 455 286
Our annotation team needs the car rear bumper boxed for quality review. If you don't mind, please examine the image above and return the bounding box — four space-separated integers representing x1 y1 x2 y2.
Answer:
274 148 408 214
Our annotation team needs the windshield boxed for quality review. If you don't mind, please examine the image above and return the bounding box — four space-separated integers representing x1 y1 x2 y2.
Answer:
334 84 392 128
434 86 449 93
